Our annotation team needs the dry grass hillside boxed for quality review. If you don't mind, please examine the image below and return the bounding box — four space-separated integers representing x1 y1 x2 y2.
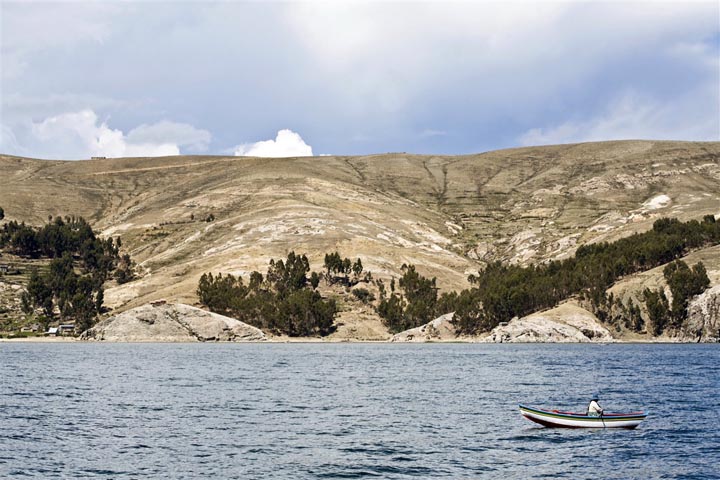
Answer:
1 140 719 322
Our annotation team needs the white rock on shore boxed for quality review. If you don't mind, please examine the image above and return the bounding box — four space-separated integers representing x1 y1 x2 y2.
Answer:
83 303 266 342
480 302 614 343
391 313 457 342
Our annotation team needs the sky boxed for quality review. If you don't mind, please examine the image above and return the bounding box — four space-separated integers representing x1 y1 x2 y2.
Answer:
1 1 718 159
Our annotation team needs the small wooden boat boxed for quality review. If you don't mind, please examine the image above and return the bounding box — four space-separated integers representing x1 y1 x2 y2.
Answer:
519 404 648 429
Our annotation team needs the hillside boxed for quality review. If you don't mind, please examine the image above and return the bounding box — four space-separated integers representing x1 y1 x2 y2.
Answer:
1 140 719 338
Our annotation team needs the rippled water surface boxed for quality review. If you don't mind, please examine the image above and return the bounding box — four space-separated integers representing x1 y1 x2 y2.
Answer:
1 343 718 479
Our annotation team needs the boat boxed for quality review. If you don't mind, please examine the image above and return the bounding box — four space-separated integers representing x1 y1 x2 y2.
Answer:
519 404 648 429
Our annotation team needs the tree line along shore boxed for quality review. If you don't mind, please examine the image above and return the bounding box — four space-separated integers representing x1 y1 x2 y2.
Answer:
1 206 718 340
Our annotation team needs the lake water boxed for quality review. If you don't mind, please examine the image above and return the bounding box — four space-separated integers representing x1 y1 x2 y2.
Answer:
1 343 718 479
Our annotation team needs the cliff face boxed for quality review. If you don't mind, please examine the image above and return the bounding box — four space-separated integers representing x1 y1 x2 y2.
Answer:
83 303 266 342
680 286 720 342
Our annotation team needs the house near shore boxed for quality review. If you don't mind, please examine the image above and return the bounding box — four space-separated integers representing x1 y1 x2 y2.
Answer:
46 324 75 336
0 264 10 274
58 324 76 335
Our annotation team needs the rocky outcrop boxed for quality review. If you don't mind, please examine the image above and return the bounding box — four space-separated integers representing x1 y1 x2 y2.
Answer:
83 303 266 342
391 303 616 343
391 313 457 342
480 302 614 343
0 281 25 321
679 286 720 342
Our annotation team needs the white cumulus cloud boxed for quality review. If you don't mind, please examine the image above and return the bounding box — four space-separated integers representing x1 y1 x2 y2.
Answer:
25 110 210 159
234 129 313 157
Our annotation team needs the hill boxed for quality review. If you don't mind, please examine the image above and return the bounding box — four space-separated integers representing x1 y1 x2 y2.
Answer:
1 140 719 339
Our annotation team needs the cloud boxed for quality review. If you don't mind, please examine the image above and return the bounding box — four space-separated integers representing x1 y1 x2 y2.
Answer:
127 120 211 152
1 2 120 80
2 2 718 155
30 110 177 158
1 125 22 154
420 129 447 138
3 93 131 122
283 2 718 110
19 110 210 159
234 129 313 157
518 85 720 146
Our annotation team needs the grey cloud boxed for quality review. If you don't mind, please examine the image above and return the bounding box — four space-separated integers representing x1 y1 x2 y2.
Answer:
127 121 211 152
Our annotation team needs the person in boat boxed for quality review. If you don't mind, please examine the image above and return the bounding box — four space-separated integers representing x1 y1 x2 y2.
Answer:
587 395 603 417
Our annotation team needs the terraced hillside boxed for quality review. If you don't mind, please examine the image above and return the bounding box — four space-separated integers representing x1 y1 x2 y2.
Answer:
1 140 719 319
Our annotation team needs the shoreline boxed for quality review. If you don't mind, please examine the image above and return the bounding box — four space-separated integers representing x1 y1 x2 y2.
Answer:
0 337 710 344
0 336 79 342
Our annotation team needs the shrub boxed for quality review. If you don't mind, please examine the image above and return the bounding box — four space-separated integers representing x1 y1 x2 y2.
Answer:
352 288 375 304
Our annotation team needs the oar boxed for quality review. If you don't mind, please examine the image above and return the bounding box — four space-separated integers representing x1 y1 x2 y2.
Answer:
600 411 606 429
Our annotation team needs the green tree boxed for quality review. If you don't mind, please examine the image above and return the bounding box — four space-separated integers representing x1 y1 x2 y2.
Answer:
324 252 342 278
644 288 669 335
249 271 264 291
376 265 441 332
375 278 386 299
95 287 104 313
377 294 405 332
27 269 53 317
114 254 134 284
198 253 338 337
310 271 320 290
266 251 310 295
352 258 363 278
20 292 33 315
12 224 39 256
71 291 97 333
323 251 356 284
663 260 710 328
4 214 131 334
446 216 720 335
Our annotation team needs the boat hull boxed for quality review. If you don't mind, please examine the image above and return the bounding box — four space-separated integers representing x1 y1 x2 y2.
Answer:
519 404 647 429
